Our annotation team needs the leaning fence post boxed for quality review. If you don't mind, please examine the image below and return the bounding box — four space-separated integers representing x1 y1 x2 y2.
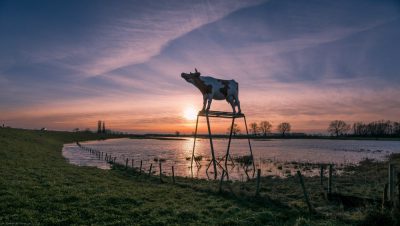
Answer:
328 164 333 195
297 170 314 214
159 162 163 182
148 163 153 175
255 169 261 197
388 163 394 201
172 166 175 184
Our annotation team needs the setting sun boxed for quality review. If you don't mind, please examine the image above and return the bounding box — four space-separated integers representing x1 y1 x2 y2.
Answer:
183 107 198 120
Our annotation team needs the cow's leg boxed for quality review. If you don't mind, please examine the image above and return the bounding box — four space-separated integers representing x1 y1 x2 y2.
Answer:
206 96 212 112
202 96 207 112
227 96 236 114
234 96 241 113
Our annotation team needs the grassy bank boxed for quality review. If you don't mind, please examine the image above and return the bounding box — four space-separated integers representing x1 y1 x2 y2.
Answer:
0 128 398 225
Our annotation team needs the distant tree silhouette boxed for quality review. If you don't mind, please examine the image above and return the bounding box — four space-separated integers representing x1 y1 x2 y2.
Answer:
328 120 350 137
259 121 272 136
175 131 180 136
277 122 291 136
102 121 106 134
250 122 259 136
97 120 102 133
227 123 241 136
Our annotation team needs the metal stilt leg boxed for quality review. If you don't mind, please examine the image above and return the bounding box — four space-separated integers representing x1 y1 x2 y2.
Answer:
206 113 218 180
190 115 199 177
243 116 256 178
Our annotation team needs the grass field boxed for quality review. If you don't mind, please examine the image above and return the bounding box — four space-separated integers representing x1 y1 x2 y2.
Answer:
0 127 399 225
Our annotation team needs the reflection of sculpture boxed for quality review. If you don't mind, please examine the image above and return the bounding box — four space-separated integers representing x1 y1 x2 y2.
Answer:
181 68 241 113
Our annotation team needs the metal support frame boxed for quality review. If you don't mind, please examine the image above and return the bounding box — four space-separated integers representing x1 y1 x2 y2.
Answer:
190 110 255 180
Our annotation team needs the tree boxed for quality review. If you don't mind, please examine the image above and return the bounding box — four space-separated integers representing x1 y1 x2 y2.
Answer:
102 121 106 134
259 121 272 136
97 120 102 133
175 131 180 136
250 122 259 136
328 120 350 137
277 122 291 136
227 123 241 136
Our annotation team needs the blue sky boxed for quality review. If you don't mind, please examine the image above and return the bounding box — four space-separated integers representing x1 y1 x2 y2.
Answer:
1 0 399 133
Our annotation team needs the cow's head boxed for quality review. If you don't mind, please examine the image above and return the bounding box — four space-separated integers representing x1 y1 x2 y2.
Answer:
181 68 201 84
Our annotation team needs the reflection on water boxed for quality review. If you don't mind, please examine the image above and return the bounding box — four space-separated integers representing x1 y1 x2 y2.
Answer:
62 138 400 180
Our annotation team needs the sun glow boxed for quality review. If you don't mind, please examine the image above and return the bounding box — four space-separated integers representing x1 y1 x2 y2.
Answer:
183 107 198 121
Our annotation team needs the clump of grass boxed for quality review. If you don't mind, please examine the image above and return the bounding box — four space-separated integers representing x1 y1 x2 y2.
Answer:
154 157 166 162
234 155 253 166
194 155 203 161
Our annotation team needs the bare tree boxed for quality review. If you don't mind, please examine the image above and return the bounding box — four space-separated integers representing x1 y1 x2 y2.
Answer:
259 121 272 136
328 120 350 137
277 122 291 136
227 123 241 136
250 122 259 136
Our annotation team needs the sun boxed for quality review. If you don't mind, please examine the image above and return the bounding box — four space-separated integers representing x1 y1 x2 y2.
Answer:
183 107 198 120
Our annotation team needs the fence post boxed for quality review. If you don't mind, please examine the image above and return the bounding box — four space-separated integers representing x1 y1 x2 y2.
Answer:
328 164 333 194
297 170 314 214
131 159 134 168
139 160 142 173
255 169 261 197
125 158 128 169
113 157 117 164
320 165 324 186
382 183 388 210
172 166 175 184
388 163 394 201
148 163 153 175
159 162 163 182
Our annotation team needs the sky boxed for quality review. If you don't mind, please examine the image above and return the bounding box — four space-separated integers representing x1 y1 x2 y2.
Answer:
1 0 399 134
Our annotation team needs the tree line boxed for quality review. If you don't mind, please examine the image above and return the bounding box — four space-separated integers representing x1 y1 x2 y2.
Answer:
228 121 292 136
328 120 400 137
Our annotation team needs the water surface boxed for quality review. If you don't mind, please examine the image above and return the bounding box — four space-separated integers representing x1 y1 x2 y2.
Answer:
63 138 400 180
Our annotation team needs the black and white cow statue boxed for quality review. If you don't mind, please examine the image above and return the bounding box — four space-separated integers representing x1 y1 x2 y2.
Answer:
181 68 241 114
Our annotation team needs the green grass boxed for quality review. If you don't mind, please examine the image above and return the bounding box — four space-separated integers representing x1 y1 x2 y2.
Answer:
0 127 398 225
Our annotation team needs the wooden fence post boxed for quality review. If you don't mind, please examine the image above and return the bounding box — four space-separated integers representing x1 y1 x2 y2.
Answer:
328 164 333 194
172 166 175 184
139 160 142 173
382 183 388 209
131 159 134 168
159 162 163 182
113 157 116 164
255 169 261 197
320 165 324 186
125 158 128 169
297 170 314 214
148 163 153 175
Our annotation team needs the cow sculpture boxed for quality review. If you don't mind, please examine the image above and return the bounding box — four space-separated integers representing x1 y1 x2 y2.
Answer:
181 68 241 114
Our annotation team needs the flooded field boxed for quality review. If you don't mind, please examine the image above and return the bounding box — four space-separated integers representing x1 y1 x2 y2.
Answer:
63 138 400 181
